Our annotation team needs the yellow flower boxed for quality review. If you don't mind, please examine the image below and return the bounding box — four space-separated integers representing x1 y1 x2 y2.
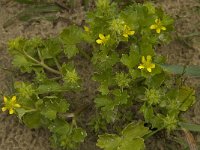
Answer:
123 25 135 38
150 19 166 34
2 96 21 115
96 34 110 45
84 26 90 32
138 55 155 72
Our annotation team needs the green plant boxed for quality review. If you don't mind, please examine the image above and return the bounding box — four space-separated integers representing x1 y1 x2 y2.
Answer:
1 0 198 150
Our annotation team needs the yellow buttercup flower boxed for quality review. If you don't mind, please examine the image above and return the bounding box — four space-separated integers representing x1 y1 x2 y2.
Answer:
96 34 110 45
123 25 135 38
2 96 21 115
138 55 155 72
84 26 90 32
150 19 166 34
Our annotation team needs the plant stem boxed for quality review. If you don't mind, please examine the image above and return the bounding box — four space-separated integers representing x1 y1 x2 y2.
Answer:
53 57 61 71
37 49 44 63
144 126 165 140
23 50 61 75
59 103 91 119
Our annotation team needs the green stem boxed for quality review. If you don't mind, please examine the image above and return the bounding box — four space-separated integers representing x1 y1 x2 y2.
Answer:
144 126 165 140
23 50 61 75
37 49 44 63
22 106 37 111
53 57 61 71
58 103 91 119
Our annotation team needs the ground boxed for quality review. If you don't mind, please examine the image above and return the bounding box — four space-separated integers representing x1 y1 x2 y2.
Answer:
0 0 199 150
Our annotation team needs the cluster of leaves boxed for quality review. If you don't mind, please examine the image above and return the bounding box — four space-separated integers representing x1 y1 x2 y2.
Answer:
7 27 86 149
3 0 196 150
86 0 195 132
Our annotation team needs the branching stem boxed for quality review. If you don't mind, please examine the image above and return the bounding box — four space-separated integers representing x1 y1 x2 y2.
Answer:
23 50 61 75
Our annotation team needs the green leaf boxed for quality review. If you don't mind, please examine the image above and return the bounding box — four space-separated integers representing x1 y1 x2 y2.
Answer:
179 122 200 132
57 99 69 113
161 65 200 77
60 25 83 44
93 69 115 86
178 87 195 111
144 2 155 14
121 50 140 69
97 134 121 150
147 72 166 88
139 41 155 56
120 138 145 150
95 96 114 110
16 108 35 120
98 82 110 95
60 25 83 58
12 54 33 73
63 44 79 59
92 52 119 71
41 109 57 120
95 96 118 122
112 89 129 105
115 72 131 88
72 128 87 143
40 38 62 59
140 104 154 123
40 97 69 120
97 122 149 150
18 4 60 21
15 81 35 99
36 81 66 94
23 111 42 128
49 119 71 135
122 122 150 139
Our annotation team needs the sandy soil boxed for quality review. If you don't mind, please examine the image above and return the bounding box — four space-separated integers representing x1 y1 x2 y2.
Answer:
0 0 199 150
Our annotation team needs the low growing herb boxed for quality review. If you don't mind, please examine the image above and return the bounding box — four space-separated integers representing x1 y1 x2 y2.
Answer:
1 0 197 150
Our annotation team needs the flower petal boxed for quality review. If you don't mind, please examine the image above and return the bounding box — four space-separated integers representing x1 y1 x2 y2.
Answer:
3 96 8 103
123 33 128 38
155 19 160 24
2 107 7 112
147 68 152 72
11 96 16 103
150 24 157 29
106 34 110 40
84 26 89 32
161 26 166 31
9 108 14 115
96 39 103 44
142 56 146 64
14 104 21 108
128 31 135 35
138 65 145 69
146 55 152 62
99 34 105 40
124 25 128 29
156 28 161 33
150 63 155 69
